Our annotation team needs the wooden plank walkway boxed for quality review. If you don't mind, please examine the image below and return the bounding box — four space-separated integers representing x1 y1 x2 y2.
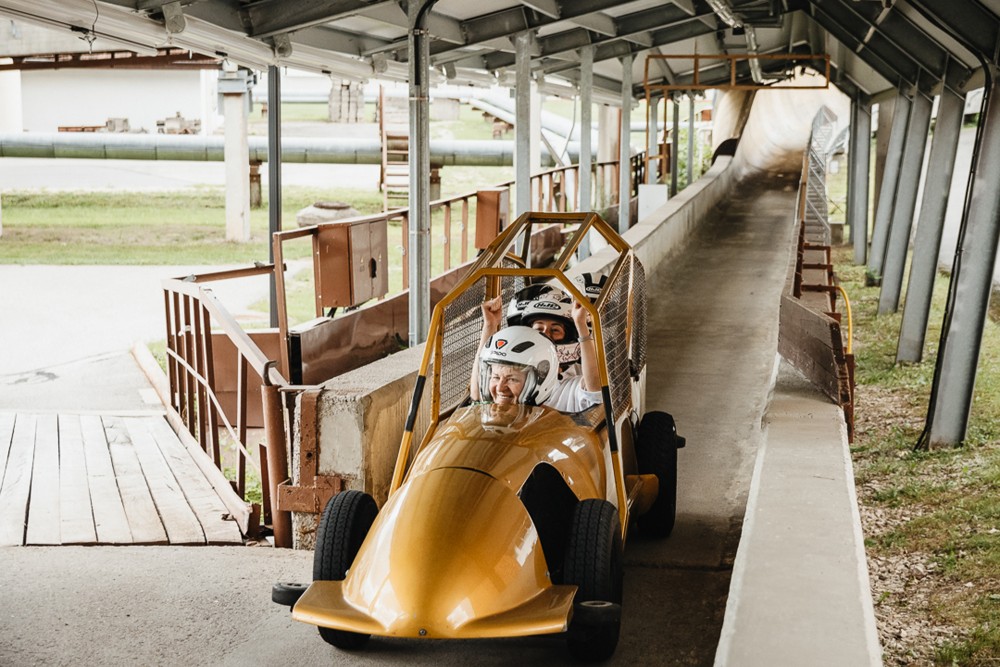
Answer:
0 412 243 546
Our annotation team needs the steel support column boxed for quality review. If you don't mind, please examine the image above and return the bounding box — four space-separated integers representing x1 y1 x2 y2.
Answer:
670 96 680 196
873 97 894 217
687 94 695 184
868 92 911 280
618 52 632 234
897 88 966 362
408 1 434 346
222 64 250 243
878 92 933 314
515 31 533 217
928 70 1000 446
848 96 872 265
647 94 659 185
579 45 594 212
267 65 281 328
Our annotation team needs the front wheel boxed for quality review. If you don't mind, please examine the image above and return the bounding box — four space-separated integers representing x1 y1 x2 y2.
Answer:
636 411 680 538
313 490 378 650
563 499 623 662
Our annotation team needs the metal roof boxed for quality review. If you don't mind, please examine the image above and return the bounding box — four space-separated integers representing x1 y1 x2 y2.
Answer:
0 0 997 102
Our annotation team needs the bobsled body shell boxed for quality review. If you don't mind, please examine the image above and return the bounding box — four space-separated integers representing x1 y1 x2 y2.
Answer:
292 405 609 639
294 467 576 637
409 404 607 500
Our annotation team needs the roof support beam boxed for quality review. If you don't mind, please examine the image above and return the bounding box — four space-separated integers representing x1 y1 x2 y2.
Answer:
514 31 534 218
246 0 393 38
618 51 632 234
878 90 933 314
443 0 640 58
927 69 1000 446
848 95 872 265
578 45 594 217
481 4 715 71
408 0 433 346
907 0 1000 64
267 64 282 328
897 87 966 363
868 90 910 279
807 5 918 87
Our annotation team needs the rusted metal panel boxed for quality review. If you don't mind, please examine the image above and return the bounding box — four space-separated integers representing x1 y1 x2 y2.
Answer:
475 188 510 249
210 329 282 429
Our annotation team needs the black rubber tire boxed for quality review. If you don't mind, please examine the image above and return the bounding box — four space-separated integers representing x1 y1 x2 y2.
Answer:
636 411 679 539
313 490 378 650
271 581 308 607
563 499 623 662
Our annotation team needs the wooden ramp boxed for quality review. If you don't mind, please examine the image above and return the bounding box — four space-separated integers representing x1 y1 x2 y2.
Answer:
0 412 243 546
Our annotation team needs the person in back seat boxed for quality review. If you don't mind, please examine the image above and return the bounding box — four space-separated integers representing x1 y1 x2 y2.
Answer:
471 304 601 413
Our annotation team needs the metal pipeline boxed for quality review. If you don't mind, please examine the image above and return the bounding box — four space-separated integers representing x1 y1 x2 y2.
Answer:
0 131 578 166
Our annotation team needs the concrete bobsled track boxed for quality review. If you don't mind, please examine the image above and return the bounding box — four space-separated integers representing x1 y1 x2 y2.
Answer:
0 87 874 665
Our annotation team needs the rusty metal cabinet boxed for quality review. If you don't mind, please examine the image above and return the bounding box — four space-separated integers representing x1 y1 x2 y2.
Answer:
313 218 388 310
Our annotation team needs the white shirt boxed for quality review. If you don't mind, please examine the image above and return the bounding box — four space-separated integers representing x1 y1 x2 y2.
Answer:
544 375 603 413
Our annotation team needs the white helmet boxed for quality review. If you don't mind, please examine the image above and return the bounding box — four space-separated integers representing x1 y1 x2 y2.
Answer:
520 290 579 341
506 283 561 326
573 272 608 303
478 326 558 406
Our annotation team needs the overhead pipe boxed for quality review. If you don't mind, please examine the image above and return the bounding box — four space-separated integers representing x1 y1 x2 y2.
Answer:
0 132 578 166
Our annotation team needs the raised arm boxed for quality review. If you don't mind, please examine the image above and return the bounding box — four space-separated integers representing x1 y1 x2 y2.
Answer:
470 296 504 401
572 300 600 393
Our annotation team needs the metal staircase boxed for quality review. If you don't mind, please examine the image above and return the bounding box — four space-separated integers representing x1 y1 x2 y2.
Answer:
802 106 837 244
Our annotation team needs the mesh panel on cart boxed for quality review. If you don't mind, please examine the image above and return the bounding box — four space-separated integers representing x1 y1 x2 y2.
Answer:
440 278 485 412
598 261 633 420
631 256 647 374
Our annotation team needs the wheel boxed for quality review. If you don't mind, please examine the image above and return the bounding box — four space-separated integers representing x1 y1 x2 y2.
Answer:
313 490 378 650
636 411 679 539
563 499 623 662
271 581 308 607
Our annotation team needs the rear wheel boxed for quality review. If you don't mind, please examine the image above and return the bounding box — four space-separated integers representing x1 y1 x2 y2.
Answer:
313 490 378 650
636 411 679 538
563 499 623 662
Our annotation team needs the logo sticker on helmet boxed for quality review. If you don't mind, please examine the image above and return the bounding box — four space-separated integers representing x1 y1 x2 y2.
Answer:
495 339 508 349
533 301 561 310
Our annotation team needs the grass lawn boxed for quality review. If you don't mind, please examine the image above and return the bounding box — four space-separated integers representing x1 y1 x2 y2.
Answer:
0 186 382 265
837 245 1000 665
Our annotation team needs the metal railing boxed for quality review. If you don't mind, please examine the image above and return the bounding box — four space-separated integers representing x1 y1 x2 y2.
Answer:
798 106 837 244
787 118 856 440
162 264 293 546
161 152 644 545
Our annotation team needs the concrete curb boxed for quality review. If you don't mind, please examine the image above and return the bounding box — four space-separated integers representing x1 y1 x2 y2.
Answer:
714 359 882 666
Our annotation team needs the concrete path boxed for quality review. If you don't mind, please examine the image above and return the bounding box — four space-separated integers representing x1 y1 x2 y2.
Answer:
0 264 271 409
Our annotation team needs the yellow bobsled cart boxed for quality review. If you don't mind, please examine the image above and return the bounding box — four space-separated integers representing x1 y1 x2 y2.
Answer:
273 212 684 661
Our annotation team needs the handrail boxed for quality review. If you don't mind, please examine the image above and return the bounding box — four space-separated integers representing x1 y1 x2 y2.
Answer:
162 274 293 546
